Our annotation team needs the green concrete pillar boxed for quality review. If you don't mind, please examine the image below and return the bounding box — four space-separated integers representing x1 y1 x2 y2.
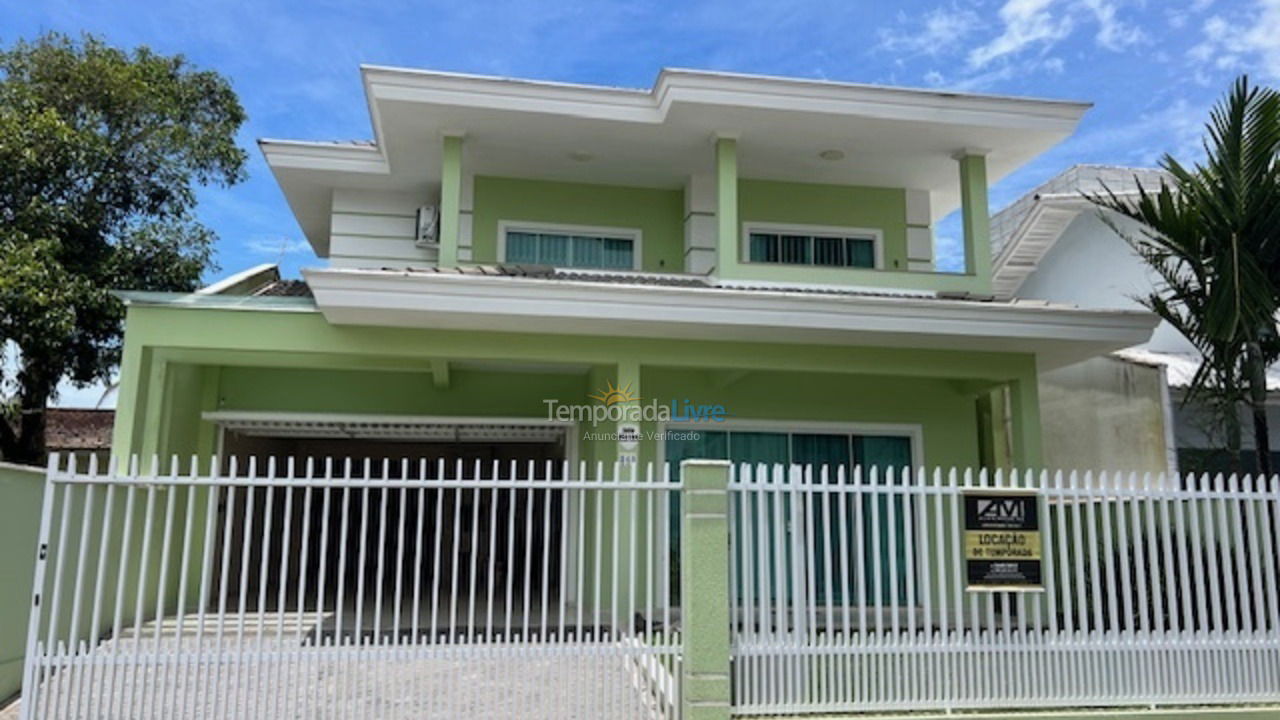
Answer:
1007 376 1044 468
109 325 149 466
680 459 732 720
955 150 993 292
438 134 464 269
714 135 739 278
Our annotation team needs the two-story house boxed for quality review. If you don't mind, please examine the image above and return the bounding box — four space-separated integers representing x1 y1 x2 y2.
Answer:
113 66 1156 476
45 66 1280 720
102 66 1159 627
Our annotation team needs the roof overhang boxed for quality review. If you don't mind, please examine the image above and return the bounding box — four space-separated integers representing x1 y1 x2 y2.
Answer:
992 194 1097 299
302 267 1157 370
263 66 1090 256
991 165 1168 299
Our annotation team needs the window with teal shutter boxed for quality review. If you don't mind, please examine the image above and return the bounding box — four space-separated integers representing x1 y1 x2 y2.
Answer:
504 227 635 269
747 229 878 268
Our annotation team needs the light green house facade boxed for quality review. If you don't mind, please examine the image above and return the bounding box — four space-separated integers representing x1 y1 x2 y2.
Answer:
40 65 1279 720
111 67 1156 479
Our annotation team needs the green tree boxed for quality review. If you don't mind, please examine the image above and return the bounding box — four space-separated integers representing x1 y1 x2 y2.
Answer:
1091 76 1280 475
0 33 246 463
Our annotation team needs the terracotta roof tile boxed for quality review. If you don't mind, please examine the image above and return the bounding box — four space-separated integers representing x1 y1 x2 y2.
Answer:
45 408 114 451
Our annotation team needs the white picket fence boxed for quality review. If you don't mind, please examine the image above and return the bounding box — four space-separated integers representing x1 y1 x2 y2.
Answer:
727 465 1280 714
21 455 681 720
23 455 1280 718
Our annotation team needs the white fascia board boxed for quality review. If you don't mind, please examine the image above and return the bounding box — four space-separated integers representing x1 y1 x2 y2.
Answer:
258 139 390 175
654 69 1089 131
363 65 657 123
360 64 1088 132
303 269 1157 361
197 264 279 295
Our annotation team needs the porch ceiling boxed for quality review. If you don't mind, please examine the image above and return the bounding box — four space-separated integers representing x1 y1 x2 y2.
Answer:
303 267 1158 370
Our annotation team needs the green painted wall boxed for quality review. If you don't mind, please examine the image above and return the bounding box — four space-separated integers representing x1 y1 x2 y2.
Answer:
0 462 43 701
112 305 1043 468
471 175 684 272
152 364 989 470
738 179 909 272
217 366 588 419
647 367 982 468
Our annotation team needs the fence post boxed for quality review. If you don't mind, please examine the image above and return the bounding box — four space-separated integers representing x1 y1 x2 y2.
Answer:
680 459 733 720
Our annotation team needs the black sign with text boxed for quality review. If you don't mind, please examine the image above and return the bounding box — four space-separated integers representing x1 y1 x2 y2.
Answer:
962 490 1043 591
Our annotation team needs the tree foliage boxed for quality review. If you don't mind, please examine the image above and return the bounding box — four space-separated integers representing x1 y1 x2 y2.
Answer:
0 32 246 462
1090 76 1280 473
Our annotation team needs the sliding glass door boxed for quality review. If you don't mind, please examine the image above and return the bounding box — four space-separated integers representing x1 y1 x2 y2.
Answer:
665 427 915 608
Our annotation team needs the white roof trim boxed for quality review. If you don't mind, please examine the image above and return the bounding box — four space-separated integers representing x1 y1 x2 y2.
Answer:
990 165 1169 299
197 264 279 296
263 66 1090 177
302 267 1157 370
364 64 1089 128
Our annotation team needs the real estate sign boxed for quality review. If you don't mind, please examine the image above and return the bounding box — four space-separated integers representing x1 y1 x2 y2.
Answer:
962 489 1043 591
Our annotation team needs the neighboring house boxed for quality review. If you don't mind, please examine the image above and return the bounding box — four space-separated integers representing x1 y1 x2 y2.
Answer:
992 164 1280 474
43 409 114 467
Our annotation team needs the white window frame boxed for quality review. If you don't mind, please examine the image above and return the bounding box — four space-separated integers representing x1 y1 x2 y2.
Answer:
741 221 885 270
498 220 643 271
656 418 924 471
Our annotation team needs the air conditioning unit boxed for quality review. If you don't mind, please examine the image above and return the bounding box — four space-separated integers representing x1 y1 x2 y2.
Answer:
414 205 439 248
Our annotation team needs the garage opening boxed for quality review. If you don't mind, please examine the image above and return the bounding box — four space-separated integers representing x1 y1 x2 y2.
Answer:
207 413 572 642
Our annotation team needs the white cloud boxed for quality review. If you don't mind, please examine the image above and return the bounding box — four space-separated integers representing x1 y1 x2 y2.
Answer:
1187 0 1280 81
244 236 312 257
881 0 1146 78
878 6 981 57
1081 0 1146 50
968 0 1074 68
1056 96 1209 166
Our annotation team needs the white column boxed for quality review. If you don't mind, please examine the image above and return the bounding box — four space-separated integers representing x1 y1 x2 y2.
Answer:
905 189 935 272
683 173 717 274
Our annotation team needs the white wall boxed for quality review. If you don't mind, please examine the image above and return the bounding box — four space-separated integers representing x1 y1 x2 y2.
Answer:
1038 355 1173 473
329 188 437 268
1017 208 1280 460
1015 211 1193 354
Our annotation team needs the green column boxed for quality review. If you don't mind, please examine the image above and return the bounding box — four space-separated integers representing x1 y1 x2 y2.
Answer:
438 134 463 269
955 151 993 293
715 136 739 278
680 459 732 720
109 311 149 461
1007 375 1044 468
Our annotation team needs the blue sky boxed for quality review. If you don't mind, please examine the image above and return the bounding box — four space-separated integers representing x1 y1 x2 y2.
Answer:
4 0 1276 405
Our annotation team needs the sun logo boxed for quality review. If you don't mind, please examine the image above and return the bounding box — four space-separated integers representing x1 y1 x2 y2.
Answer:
588 381 640 406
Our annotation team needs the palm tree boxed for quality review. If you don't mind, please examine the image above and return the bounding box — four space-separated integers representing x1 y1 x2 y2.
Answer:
1091 76 1280 475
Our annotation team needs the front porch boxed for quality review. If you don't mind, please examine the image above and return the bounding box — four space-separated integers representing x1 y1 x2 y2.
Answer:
110 298 1048 475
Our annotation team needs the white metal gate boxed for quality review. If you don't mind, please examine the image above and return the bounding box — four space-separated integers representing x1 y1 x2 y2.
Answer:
728 464 1280 715
22 455 681 719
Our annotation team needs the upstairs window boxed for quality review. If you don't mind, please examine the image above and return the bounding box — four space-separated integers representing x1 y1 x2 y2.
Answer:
501 222 639 270
745 224 881 269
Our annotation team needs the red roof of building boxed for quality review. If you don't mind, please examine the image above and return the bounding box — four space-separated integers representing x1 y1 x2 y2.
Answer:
45 408 114 451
